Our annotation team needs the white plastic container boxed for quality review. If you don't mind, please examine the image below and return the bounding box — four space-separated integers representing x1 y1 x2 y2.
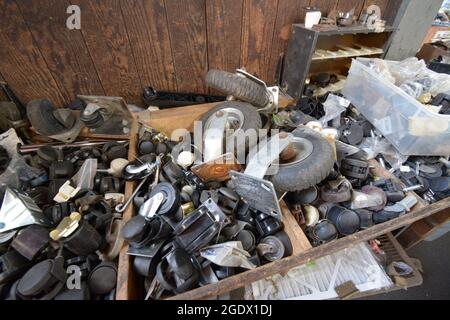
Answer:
342 59 450 156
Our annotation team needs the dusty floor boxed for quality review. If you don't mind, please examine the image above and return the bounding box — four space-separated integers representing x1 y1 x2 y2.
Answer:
363 232 450 300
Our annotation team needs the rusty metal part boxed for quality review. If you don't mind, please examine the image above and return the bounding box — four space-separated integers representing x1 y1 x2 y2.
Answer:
290 204 306 225
191 153 241 183
279 142 297 162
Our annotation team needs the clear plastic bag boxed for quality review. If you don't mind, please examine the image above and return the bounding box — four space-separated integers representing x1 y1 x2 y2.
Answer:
319 94 351 127
386 57 429 86
429 72 450 96
367 59 396 84
358 136 408 170
364 57 450 108
399 81 424 99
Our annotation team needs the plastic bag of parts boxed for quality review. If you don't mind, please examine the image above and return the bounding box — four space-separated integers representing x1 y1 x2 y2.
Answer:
359 137 408 170
319 94 351 127
366 59 396 84
200 241 256 270
428 72 450 97
386 57 429 87
399 81 424 99
247 242 392 300
368 57 450 99
0 129 42 189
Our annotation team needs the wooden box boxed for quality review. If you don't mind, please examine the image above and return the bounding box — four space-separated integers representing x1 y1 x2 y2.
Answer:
116 103 450 300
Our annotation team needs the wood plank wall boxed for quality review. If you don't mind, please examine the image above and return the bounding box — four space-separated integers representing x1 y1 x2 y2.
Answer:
0 0 401 106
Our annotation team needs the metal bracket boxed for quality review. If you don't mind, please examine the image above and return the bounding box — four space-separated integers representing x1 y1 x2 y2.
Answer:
235 69 279 113
384 195 417 214
0 188 50 233
203 110 229 162
229 133 292 220
244 133 292 178
196 110 242 182
139 192 164 219
77 95 132 136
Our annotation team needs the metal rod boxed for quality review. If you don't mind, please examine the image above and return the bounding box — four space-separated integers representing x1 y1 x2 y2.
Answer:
402 185 423 193
115 176 150 213
18 140 128 154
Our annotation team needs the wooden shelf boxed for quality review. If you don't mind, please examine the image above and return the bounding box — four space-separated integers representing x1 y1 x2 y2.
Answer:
312 45 384 61
309 24 396 36
282 24 396 99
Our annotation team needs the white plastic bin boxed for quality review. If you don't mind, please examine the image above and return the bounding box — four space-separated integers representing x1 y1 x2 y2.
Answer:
342 59 450 156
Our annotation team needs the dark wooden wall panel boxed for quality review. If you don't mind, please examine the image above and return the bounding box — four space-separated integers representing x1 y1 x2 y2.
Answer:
384 0 403 25
0 0 66 106
72 0 142 104
309 0 339 16
165 0 208 93
268 0 310 84
17 0 105 103
120 0 176 92
337 0 365 16
206 0 243 72
241 0 279 81
0 0 405 104
0 73 7 101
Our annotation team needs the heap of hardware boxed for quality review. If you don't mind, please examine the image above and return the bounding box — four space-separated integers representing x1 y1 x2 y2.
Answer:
0 88 132 300
117 69 449 299
0 65 448 300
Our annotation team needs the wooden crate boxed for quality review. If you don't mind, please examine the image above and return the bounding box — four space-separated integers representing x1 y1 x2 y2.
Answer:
351 232 423 299
116 104 450 300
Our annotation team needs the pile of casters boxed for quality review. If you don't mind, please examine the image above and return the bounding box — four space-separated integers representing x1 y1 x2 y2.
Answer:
0 140 129 300
0 88 131 300
117 69 449 299
0 68 448 300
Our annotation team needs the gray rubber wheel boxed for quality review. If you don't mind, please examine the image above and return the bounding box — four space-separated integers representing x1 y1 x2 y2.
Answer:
271 127 334 192
201 101 262 153
206 70 269 108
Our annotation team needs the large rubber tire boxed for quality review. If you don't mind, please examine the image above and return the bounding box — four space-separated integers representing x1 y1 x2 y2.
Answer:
206 70 270 108
27 99 65 136
271 127 334 192
201 101 262 153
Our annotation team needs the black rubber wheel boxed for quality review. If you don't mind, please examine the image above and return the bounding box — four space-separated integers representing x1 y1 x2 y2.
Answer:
27 99 66 136
271 127 334 192
277 231 293 257
259 231 292 262
201 101 262 153
206 70 269 108
149 182 180 217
